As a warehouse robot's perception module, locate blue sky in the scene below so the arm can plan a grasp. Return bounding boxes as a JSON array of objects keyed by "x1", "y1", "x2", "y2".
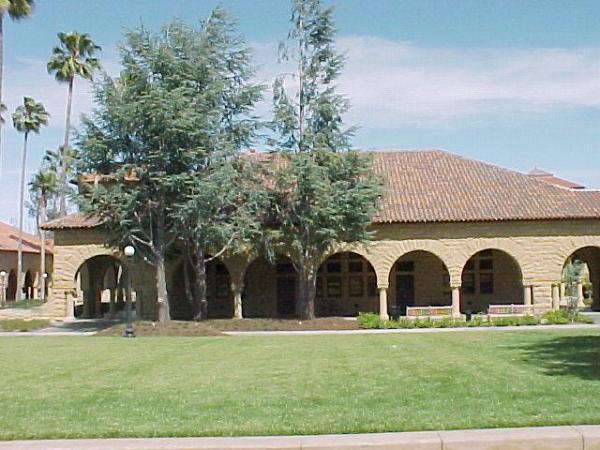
[{"x1": 3, "y1": 0, "x2": 600, "y2": 229}]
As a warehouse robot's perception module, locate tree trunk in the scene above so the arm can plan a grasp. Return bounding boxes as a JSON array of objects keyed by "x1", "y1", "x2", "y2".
[
  {"x1": 183, "y1": 257, "x2": 195, "y2": 314},
  {"x1": 155, "y1": 208, "x2": 170, "y2": 322},
  {"x1": 17, "y1": 133, "x2": 28, "y2": 301},
  {"x1": 193, "y1": 249, "x2": 208, "y2": 321},
  {"x1": 59, "y1": 77, "x2": 74, "y2": 216},
  {"x1": 39, "y1": 193, "x2": 46, "y2": 301},
  {"x1": 296, "y1": 261, "x2": 316, "y2": 320}
]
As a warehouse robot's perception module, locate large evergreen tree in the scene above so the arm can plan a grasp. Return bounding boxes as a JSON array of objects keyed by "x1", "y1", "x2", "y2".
[
  {"x1": 271, "y1": 0, "x2": 380, "y2": 319},
  {"x1": 76, "y1": 11, "x2": 263, "y2": 322}
]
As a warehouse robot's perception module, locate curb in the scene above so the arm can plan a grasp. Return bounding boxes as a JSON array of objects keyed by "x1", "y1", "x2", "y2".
[
  {"x1": 223, "y1": 323, "x2": 600, "y2": 336},
  {"x1": 0, "y1": 425, "x2": 598, "y2": 450}
]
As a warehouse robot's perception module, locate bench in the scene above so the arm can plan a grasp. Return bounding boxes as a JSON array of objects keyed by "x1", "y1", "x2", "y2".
[
  {"x1": 406, "y1": 305, "x2": 453, "y2": 319},
  {"x1": 487, "y1": 304, "x2": 551, "y2": 317}
]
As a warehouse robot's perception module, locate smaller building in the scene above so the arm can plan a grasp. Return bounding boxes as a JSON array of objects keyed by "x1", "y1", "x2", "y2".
[{"x1": 0, "y1": 222, "x2": 53, "y2": 300}]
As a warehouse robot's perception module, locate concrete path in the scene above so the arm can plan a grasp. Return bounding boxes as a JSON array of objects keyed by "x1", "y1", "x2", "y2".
[
  {"x1": 0, "y1": 319, "x2": 118, "y2": 337},
  {"x1": 0, "y1": 425, "x2": 598, "y2": 449},
  {"x1": 224, "y1": 323, "x2": 600, "y2": 336}
]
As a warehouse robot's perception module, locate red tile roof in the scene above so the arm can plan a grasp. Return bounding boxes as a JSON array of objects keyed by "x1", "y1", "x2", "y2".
[
  {"x1": 527, "y1": 168, "x2": 585, "y2": 190},
  {"x1": 0, "y1": 222, "x2": 52, "y2": 254},
  {"x1": 42, "y1": 150, "x2": 600, "y2": 228},
  {"x1": 41, "y1": 212, "x2": 103, "y2": 231}
]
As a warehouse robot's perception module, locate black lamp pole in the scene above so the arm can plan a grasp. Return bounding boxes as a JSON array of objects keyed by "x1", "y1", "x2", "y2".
[{"x1": 123, "y1": 245, "x2": 135, "y2": 338}]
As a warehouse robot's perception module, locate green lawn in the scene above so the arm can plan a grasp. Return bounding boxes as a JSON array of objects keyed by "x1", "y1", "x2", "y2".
[{"x1": 0, "y1": 329, "x2": 599, "y2": 440}]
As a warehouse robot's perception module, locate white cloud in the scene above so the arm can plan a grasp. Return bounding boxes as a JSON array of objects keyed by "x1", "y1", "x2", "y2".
[{"x1": 252, "y1": 36, "x2": 600, "y2": 127}]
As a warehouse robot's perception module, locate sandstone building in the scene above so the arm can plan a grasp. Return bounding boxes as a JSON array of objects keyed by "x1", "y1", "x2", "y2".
[{"x1": 42, "y1": 150, "x2": 600, "y2": 320}]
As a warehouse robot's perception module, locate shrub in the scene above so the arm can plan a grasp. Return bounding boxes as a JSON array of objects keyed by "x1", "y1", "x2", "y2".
[
  {"x1": 543, "y1": 310, "x2": 569, "y2": 325},
  {"x1": 518, "y1": 315, "x2": 539, "y2": 326},
  {"x1": 357, "y1": 312, "x2": 384, "y2": 329}
]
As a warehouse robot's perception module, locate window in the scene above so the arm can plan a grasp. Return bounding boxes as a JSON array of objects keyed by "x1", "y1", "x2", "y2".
[
  {"x1": 349, "y1": 276, "x2": 363, "y2": 297},
  {"x1": 462, "y1": 272, "x2": 476, "y2": 294},
  {"x1": 348, "y1": 261, "x2": 363, "y2": 273},
  {"x1": 479, "y1": 259, "x2": 493, "y2": 271},
  {"x1": 396, "y1": 261, "x2": 414, "y2": 272},
  {"x1": 326, "y1": 276, "x2": 342, "y2": 297},
  {"x1": 480, "y1": 273, "x2": 494, "y2": 294},
  {"x1": 327, "y1": 261, "x2": 342, "y2": 273}
]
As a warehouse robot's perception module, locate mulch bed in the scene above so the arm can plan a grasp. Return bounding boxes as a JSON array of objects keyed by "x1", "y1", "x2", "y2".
[{"x1": 95, "y1": 317, "x2": 359, "y2": 336}]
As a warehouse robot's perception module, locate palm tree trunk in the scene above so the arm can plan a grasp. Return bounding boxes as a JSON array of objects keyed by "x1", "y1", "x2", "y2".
[
  {"x1": 39, "y1": 192, "x2": 46, "y2": 301},
  {"x1": 0, "y1": 14, "x2": 5, "y2": 184},
  {"x1": 59, "y1": 77, "x2": 74, "y2": 216},
  {"x1": 17, "y1": 132, "x2": 28, "y2": 301}
]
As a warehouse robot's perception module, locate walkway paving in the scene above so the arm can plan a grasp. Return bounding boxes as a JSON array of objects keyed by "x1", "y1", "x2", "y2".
[
  {"x1": 0, "y1": 319, "x2": 118, "y2": 336},
  {"x1": 224, "y1": 323, "x2": 600, "y2": 336},
  {"x1": 0, "y1": 425, "x2": 598, "y2": 449}
]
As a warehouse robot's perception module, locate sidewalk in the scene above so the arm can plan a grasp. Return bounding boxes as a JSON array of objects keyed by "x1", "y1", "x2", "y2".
[
  {"x1": 224, "y1": 323, "x2": 600, "y2": 336},
  {"x1": 0, "y1": 425, "x2": 598, "y2": 449}
]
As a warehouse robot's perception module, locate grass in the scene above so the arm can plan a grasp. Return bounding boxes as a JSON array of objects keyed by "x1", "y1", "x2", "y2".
[
  {"x1": 0, "y1": 329, "x2": 599, "y2": 440},
  {"x1": 3, "y1": 299, "x2": 44, "y2": 309},
  {"x1": 0, "y1": 319, "x2": 50, "y2": 332}
]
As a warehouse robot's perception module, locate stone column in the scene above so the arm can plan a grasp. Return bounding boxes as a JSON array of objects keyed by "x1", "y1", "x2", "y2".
[
  {"x1": 551, "y1": 283, "x2": 560, "y2": 311},
  {"x1": 378, "y1": 286, "x2": 389, "y2": 320},
  {"x1": 233, "y1": 286, "x2": 243, "y2": 319},
  {"x1": 108, "y1": 289, "x2": 116, "y2": 319},
  {"x1": 451, "y1": 285, "x2": 461, "y2": 318},
  {"x1": 560, "y1": 282, "x2": 566, "y2": 302},
  {"x1": 577, "y1": 281, "x2": 585, "y2": 308},
  {"x1": 523, "y1": 284, "x2": 532, "y2": 306}
]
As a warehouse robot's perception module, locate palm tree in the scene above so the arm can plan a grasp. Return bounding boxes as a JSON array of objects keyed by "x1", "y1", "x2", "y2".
[
  {"x1": 0, "y1": 1, "x2": 34, "y2": 182},
  {"x1": 12, "y1": 97, "x2": 49, "y2": 300},
  {"x1": 29, "y1": 168, "x2": 57, "y2": 301},
  {"x1": 47, "y1": 31, "x2": 100, "y2": 216}
]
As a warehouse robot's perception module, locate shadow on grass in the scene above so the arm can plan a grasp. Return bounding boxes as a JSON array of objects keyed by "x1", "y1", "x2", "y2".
[{"x1": 516, "y1": 334, "x2": 600, "y2": 380}]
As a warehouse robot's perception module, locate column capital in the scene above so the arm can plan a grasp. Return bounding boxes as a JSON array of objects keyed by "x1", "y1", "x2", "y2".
[
  {"x1": 377, "y1": 283, "x2": 389, "y2": 290},
  {"x1": 450, "y1": 283, "x2": 461, "y2": 290}
]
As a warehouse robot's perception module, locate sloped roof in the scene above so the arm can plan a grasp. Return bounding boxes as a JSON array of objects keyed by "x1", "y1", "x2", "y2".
[
  {"x1": 41, "y1": 149, "x2": 600, "y2": 228},
  {"x1": 373, "y1": 150, "x2": 600, "y2": 223},
  {"x1": 527, "y1": 168, "x2": 585, "y2": 190},
  {"x1": 41, "y1": 212, "x2": 103, "y2": 231},
  {"x1": 0, "y1": 222, "x2": 52, "y2": 254}
]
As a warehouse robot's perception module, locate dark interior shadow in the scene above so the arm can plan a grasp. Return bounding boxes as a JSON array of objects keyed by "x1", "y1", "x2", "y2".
[{"x1": 514, "y1": 334, "x2": 600, "y2": 380}]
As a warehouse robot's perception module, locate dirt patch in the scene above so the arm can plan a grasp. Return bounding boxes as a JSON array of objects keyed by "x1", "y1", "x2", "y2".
[
  {"x1": 96, "y1": 317, "x2": 359, "y2": 336},
  {"x1": 206, "y1": 317, "x2": 359, "y2": 331}
]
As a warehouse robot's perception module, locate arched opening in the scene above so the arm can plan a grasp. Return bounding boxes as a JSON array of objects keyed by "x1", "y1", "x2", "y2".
[
  {"x1": 315, "y1": 252, "x2": 377, "y2": 317},
  {"x1": 243, "y1": 255, "x2": 297, "y2": 318},
  {"x1": 169, "y1": 258, "x2": 233, "y2": 320},
  {"x1": 389, "y1": 251, "x2": 451, "y2": 317},
  {"x1": 562, "y1": 246, "x2": 600, "y2": 311},
  {"x1": 7, "y1": 269, "x2": 17, "y2": 301},
  {"x1": 74, "y1": 255, "x2": 126, "y2": 319},
  {"x1": 23, "y1": 271, "x2": 34, "y2": 299},
  {"x1": 461, "y1": 249, "x2": 523, "y2": 313}
]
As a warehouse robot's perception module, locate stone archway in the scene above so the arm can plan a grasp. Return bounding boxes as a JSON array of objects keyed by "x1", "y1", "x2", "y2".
[
  {"x1": 561, "y1": 246, "x2": 600, "y2": 310},
  {"x1": 315, "y1": 252, "x2": 378, "y2": 317},
  {"x1": 387, "y1": 250, "x2": 451, "y2": 317},
  {"x1": 460, "y1": 248, "x2": 524, "y2": 314},
  {"x1": 74, "y1": 255, "x2": 126, "y2": 319}
]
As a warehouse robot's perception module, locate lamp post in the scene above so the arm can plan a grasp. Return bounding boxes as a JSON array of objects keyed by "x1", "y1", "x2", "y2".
[
  {"x1": 0, "y1": 270, "x2": 6, "y2": 308},
  {"x1": 123, "y1": 245, "x2": 136, "y2": 338},
  {"x1": 41, "y1": 272, "x2": 48, "y2": 302}
]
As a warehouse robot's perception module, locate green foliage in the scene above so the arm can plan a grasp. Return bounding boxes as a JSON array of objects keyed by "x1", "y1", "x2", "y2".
[
  {"x1": 47, "y1": 32, "x2": 101, "y2": 83},
  {"x1": 271, "y1": 0, "x2": 381, "y2": 319},
  {"x1": 357, "y1": 312, "x2": 382, "y2": 329},
  {"x1": 12, "y1": 97, "x2": 49, "y2": 134},
  {"x1": 0, "y1": 0, "x2": 34, "y2": 19},
  {"x1": 543, "y1": 309, "x2": 593, "y2": 325},
  {"x1": 76, "y1": 11, "x2": 263, "y2": 321}
]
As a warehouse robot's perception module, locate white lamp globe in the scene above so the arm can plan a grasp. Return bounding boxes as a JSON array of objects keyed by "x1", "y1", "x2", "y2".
[{"x1": 124, "y1": 246, "x2": 135, "y2": 257}]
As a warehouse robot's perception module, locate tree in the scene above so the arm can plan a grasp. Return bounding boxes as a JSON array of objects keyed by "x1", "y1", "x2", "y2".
[
  {"x1": 271, "y1": 0, "x2": 380, "y2": 319},
  {"x1": 12, "y1": 96, "x2": 49, "y2": 301},
  {"x1": 29, "y1": 168, "x2": 57, "y2": 301},
  {"x1": 77, "y1": 12, "x2": 263, "y2": 322},
  {"x1": 0, "y1": 0, "x2": 34, "y2": 183},
  {"x1": 47, "y1": 31, "x2": 101, "y2": 217}
]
